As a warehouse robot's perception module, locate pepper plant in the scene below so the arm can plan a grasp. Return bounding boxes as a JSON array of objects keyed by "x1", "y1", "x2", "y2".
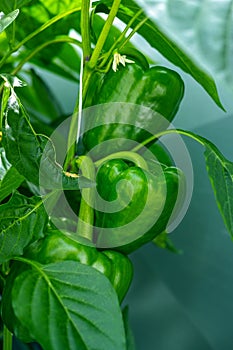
[{"x1": 0, "y1": 1, "x2": 233, "y2": 350}]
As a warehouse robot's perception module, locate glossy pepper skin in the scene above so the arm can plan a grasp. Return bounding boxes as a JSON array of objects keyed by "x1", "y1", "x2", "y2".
[
  {"x1": 2, "y1": 233, "x2": 133, "y2": 344},
  {"x1": 95, "y1": 158, "x2": 184, "y2": 254},
  {"x1": 83, "y1": 63, "x2": 184, "y2": 158},
  {"x1": 24, "y1": 230, "x2": 133, "y2": 303}
]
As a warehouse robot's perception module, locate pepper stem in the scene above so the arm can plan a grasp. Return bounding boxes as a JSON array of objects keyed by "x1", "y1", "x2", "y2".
[
  {"x1": 3, "y1": 326, "x2": 13, "y2": 350},
  {"x1": 95, "y1": 151, "x2": 149, "y2": 170},
  {"x1": 64, "y1": 1, "x2": 92, "y2": 170},
  {"x1": 131, "y1": 128, "x2": 205, "y2": 153},
  {"x1": 76, "y1": 156, "x2": 96, "y2": 241},
  {"x1": 98, "y1": 9, "x2": 144, "y2": 69},
  {"x1": 118, "y1": 17, "x2": 148, "y2": 51},
  {"x1": 81, "y1": 0, "x2": 92, "y2": 62},
  {"x1": 88, "y1": 0, "x2": 122, "y2": 69}
]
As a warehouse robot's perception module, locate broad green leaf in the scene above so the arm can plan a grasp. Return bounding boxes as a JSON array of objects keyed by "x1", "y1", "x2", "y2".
[
  {"x1": 50, "y1": 41, "x2": 81, "y2": 80},
  {"x1": 0, "y1": 147, "x2": 25, "y2": 202},
  {"x1": 39, "y1": 0, "x2": 81, "y2": 16},
  {"x1": 135, "y1": 0, "x2": 233, "y2": 100},
  {"x1": 0, "y1": 147, "x2": 11, "y2": 179},
  {"x1": 18, "y1": 69, "x2": 63, "y2": 125},
  {"x1": 0, "y1": 1, "x2": 31, "y2": 12},
  {"x1": 204, "y1": 141, "x2": 233, "y2": 236},
  {"x1": 4, "y1": 260, "x2": 126, "y2": 350},
  {"x1": 0, "y1": 75, "x2": 94, "y2": 190},
  {"x1": 97, "y1": 0, "x2": 224, "y2": 109},
  {"x1": 122, "y1": 306, "x2": 136, "y2": 350},
  {"x1": 17, "y1": 1, "x2": 81, "y2": 56},
  {"x1": 27, "y1": 38, "x2": 81, "y2": 82},
  {"x1": 0, "y1": 192, "x2": 48, "y2": 263},
  {"x1": 0, "y1": 1, "x2": 82, "y2": 77}
]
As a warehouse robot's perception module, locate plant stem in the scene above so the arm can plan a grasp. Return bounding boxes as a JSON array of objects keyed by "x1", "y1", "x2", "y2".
[
  {"x1": 81, "y1": 0, "x2": 92, "y2": 62},
  {"x1": 3, "y1": 326, "x2": 12, "y2": 350},
  {"x1": 65, "y1": 0, "x2": 122, "y2": 167},
  {"x1": 118, "y1": 17, "x2": 148, "y2": 51},
  {"x1": 95, "y1": 151, "x2": 149, "y2": 170},
  {"x1": 64, "y1": 2, "x2": 93, "y2": 169},
  {"x1": 10, "y1": 0, "x2": 17, "y2": 48},
  {"x1": 0, "y1": 7, "x2": 81, "y2": 70},
  {"x1": 64, "y1": 52, "x2": 84, "y2": 171},
  {"x1": 64, "y1": 108, "x2": 79, "y2": 171},
  {"x1": 131, "y1": 128, "x2": 205, "y2": 153},
  {"x1": 11, "y1": 36, "x2": 82, "y2": 75},
  {"x1": 98, "y1": 9, "x2": 144, "y2": 69},
  {"x1": 88, "y1": 0, "x2": 122, "y2": 69},
  {"x1": 76, "y1": 156, "x2": 96, "y2": 241}
]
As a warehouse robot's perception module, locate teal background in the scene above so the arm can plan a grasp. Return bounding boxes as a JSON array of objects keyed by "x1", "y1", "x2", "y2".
[
  {"x1": 40, "y1": 57, "x2": 233, "y2": 350},
  {"x1": 124, "y1": 72, "x2": 233, "y2": 349}
]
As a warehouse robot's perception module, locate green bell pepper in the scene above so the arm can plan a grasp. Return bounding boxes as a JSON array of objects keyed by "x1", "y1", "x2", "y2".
[
  {"x1": 24, "y1": 229, "x2": 133, "y2": 303},
  {"x1": 83, "y1": 63, "x2": 184, "y2": 158},
  {"x1": 94, "y1": 151, "x2": 185, "y2": 254},
  {"x1": 2, "y1": 229, "x2": 133, "y2": 343}
]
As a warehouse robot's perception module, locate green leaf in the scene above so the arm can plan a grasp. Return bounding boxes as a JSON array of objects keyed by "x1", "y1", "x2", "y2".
[
  {"x1": 0, "y1": 1, "x2": 31, "y2": 12},
  {"x1": 135, "y1": 0, "x2": 232, "y2": 104},
  {"x1": 0, "y1": 147, "x2": 11, "y2": 179},
  {"x1": 50, "y1": 41, "x2": 81, "y2": 80},
  {"x1": 0, "y1": 74, "x2": 94, "y2": 190},
  {"x1": 122, "y1": 306, "x2": 136, "y2": 350},
  {"x1": 0, "y1": 192, "x2": 48, "y2": 263},
  {"x1": 17, "y1": 69, "x2": 63, "y2": 125},
  {"x1": 0, "y1": 9, "x2": 19, "y2": 34},
  {"x1": 0, "y1": 147, "x2": 25, "y2": 202},
  {"x1": 204, "y1": 141, "x2": 233, "y2": 236},
  {"x1": 13, "y1": 2, "x2": 81, "y2": 70},
  {"x1": 30, "y1": 53, "x2": 80, "y2": 82},
  {"x1": 36, "y1": 0, "x2": 82, "y2": 16},
  {"x1": 98, "y1": 0, "x2": 224, "y2": 110},
  {"x1": 4, "y1": 260, "x2": 126, "y2": 350},
  {"x1": 174, "y1": 129, "x2": 233, "y2": 237},
  {"x1": 153, "y1": 231, "x2": 182, "y2": 254},
  {"x1": 27, "y1": 38, "x2": 81, "y2": 83},
  {"x1": 0, "y1": 1, "x2": 82, "y2": 77}
]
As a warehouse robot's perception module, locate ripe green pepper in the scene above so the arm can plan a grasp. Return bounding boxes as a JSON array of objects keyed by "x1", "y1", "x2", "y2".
[
  {"x1": 24, "y1": 230, "x2": 133, "y2": 303},
  {"x1": 94, "y1": 154, "x2": 184, "y2": 254},
  {"x1": 2, "y1": 230, "x2": 133, "y2": 343},
  {"x1": 82, "y1": 63, "x2": 184, "y2": 158}
]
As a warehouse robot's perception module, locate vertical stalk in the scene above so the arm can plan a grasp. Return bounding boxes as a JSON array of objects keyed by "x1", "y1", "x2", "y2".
[
  {"x1": 64, "y1": 54, "x2": 83, "y2": 171},
  {"x1": 65, "y1": 0, "x2": 122, "y2": 168},
  {"x1": 76, "y1": 156, "x2": 96, "y2": 241},
  {"x1": 118, "y1": 17, "x2": 148, "y2": 50},
  {"x1": 88, "y1": 0, "x2": 121, "y2": 69},
  {"x1": 10, "y1": 0, "x2": 17, "y2": 48},
  {"x1": 3, "y1": 326, "x2": 13, "y2": 350},
  {"x1": 98, "y1": 9, "x2": 144, "y2": 69},
  {"x1": 81, "y1": 0, "x2": 92, "y2": 62},
  {"x1": 64, "y1": 1, "x2": 92, "y2": 169}
]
